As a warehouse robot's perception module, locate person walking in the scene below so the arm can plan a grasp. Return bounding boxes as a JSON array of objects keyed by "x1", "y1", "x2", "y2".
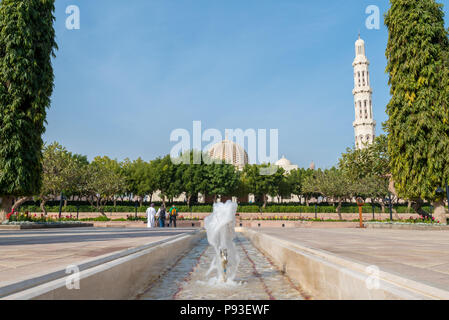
[
  {"x1": 169, "y1": 204, "x2": 178, "y2": 228},
  {"x1": 157, "y1": 204, "x2": 166, "y2": 228},
  {"x1": 146, "y1": 204, "x2": 156, "y2": 228}
]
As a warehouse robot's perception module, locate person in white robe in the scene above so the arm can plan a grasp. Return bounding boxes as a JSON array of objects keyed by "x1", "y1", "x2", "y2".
[{"x1": 146, "y1": 204, "x2": 156, "y2": 228}]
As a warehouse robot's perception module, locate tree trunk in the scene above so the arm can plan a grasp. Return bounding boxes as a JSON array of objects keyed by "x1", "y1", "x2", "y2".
[
  {"x1": 12, "y1": 196, "x2": 32, "y2": 211},
  {"x1": 336, "y1": 198, "x2": 342, "y2": 220},
  {"x1": 40, "y1": 200, "x2": 48, "y2": 216},
  {"x1": 433, "y1": 200, "x2": 447, "y2": 225},
  {"x1": 64, "y1": 199, "x2": 68, "y2": 207},
  {"x1": 139, "y1": 196, "x2": 143, "y2": 207},
  {"x1": 0, "y1": 196, "x2": 14, "y2": 221},
  {"x1": 263, "y1": 194, "x2": 267, "y2": 208},
  {"x1": 113, "y1": 198, "x2": 117, "y2": 207},
  {"x1": 411, "y1": 199, "x2": 432, "y2": 219},
  {"x1": 306, "y1": 197, "x2": 310, "y2": 207},
  {"x1": 99, "y1": 198, "x2": 106, "y2": 217},
  {"x1": 187, "y1": 195, "x2": 192, "y2": 208},
  {"x1": 380, "y1": 200, "x2": 386, "y2": 213}
]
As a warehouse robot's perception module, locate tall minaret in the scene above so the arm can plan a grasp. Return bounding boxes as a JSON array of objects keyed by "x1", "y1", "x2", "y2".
[{"x1": 352, "y1": 35, "x2": 376, "y2": 149}]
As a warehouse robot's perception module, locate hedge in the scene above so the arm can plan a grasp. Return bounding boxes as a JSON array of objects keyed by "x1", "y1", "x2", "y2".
[{"x1": 18, "y1": 203, "x2": 431, "y2": 214}]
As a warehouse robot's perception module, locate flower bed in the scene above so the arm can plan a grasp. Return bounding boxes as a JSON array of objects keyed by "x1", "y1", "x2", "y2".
[{"x1": 1, "y1": 220, "x2": 87, "y2": 226}]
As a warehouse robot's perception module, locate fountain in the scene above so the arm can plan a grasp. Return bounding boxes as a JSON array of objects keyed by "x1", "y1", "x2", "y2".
[
  {"x1": 204, "y1": 201, "x2": 240, "y2": 284},
  {"x1": 140, "y1": 200, "x2": 306, "y2": 299}
]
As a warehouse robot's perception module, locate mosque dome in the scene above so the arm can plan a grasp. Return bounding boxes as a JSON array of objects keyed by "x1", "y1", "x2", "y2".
[
  {"x1": 275, "y1": 156, "x2": 292, "y2": 167},
  {"x1": 208, "y1": 139, "x2": 248, "y2": 168}
]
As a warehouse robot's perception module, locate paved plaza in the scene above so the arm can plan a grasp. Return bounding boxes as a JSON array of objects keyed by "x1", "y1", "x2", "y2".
[
  {"x1": 257, "y1": 228, "x2": 449, "y2": 292},
  {"x1": 0, "y1": 228, "x2": 197, "y2": 289},
  {"x1": 1, "y1": 226, "x2": 449, "y2": 298}
]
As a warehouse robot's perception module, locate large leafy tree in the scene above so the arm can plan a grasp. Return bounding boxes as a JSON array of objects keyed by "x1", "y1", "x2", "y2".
[
  {"x1": 385, "y1": 0, "x2": 449, "y2": 223},
  {"x1": 286, "y1": 168, "x2": 314, "y2": 203},
  {"x1": 125, "y1": 158, "x2": 157, "y2": 206},
  {"x1": 152, "y1": 155, "x2": 182, "y2": 205},
  {"x1": 178, "y1": 151, "x2": 209, "y2": 207},
  {"x1": 0, "y1": 0, "x2": 57, "y2": 220},
  {"x1": 243, "y1": 164, "x2": 285, "y2": 208},
  {"x1": 339, "y1": 135, "x2": 391, "y2": 212},
  {"x1": 38, "y1": 142, "x2": 85, "y2": 215},
  {"x1": 204, "y1": 161, "x2": 240, "y2": 202},
  {"x1": 319, "y1": 168, "x2": 353, "y2": 219},
  {"x1": 85, "y1": 156, "x2": 126, "y2": 215},
  {"x1": 302, "y1": 168, "x2": 353, "y2": 219},
  {"x1": 302, "y1": 169, "x2": 322, "y2": 206}
]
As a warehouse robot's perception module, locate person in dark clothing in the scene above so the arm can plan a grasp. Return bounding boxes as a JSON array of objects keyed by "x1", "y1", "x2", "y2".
[
  {"x1": 157, "y1": 205, "x2": 166, "y2": 228},
  {"x1": 169, "y1": 204, "x2": 178, "y2": 228}
]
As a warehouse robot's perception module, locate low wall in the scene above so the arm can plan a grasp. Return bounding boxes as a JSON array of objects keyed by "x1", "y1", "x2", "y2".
[
  {"x1": 90, "y1": 220, "x2": 358, "y2": 229},
  {"x1": 0, "y1": 223, "x2": 93, "y2": 230},
  {"x1": 34, "y1": 211, "x2": 425, "y2": 221},
  {"x1": 92, "y1": 221, "x2": 202, "y2": 228},
  {"x1": 2, "y1": 230, "x2": 205, "y2": 300},
  {"x1": 240, "y1": 228, "x2": 449, "y2": 300},
  {"x1": 237, "y1": 221, "x2": 359, "y2": 229},
  {"x1": 366, "y1": 222, "x2": 449, "y2": 231}
]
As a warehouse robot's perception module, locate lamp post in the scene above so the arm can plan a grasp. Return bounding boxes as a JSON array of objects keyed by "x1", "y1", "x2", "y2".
[
  {"x1": 356, "y1": 197, "x2": 365, "y2": 228},
  {"x1": 372, "y1": 203, "x2": 375, "y2": 221},
  {"x1": 388, "y1": 193, "x2": 393, "y2": 222},
  {"x1": 446, "y1": 181, "x2": 449, "y2": 207},
  {"x1": 315, "y1": 203, "x2": 318, "y2": 220},
  {"x1": 58, "y1": 192, "x2": 64, "y2": 219}
]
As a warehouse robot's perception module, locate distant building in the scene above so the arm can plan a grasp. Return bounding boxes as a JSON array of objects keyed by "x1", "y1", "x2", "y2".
[{"x1": 275, "y1": 156, "x2": 299, "y2": 173}]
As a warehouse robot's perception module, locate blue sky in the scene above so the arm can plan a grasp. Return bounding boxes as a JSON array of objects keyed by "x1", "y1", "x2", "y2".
[{"x1": 45, "y1": 0, "x2": 449, "y2": 169}]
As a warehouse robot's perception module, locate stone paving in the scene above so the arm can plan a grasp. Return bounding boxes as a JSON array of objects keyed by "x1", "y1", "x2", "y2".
[
  {"x1": 140, "y1": 236, "x2": 307, "y2": 300},
  {"x1": 0, "y1": 227, "x2": 197, "y2": 288},
  {"x1": 256, "y1": 228, "x2": 449, "y2": 292}
]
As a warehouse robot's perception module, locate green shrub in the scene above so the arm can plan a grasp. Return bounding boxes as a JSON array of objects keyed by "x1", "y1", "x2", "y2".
[
  {"x1": 80, "y1": 216, "x2": 111, "y2": 222},
  {"x1": 238, "y1": 206, "x2": 261, "y2": 213},
  {"x1": 190, "y1": 205, "x2": 213, "y2": 213}
]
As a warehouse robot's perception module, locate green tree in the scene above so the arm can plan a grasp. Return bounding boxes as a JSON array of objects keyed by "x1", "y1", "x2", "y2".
[
  {"x1": 178, "y1": 151, "x2": 209, "y2": 207},
  {"x1": 302, "y1": 169, "x2": 321, "y2": 206},
  {"x1": 243, "y1": 164, "x2": 285, "y2": 208},
  {"x1": 0, "y1": 0, "x2": 57, "y2": 220},
  {"x1": 339, "y1": 136, "x2": 390, "y2": 212},
  {"x1": 34, "y1": 142, "x2": 84, "y2": 215},
  {"x1": 125, "y1": 158, "x2": 157, "y2": 206},
  {"x1": 385, "y1": 0, "x2": 449, "y2": 223},
  {"x1": 152, "y1": 155, "x2": 182, "y2": 205},
  {"x1": 85, "y1": 156, "x2": 126, "y2": 215},
  {"x1": 286, "y1": 168, "x2": 308, "y2": 203},
  {"x1": 204, "y1": 161, "x2": 240, "y2": 202},
  {"x1": 320, "y1": 168, "x2": 353, "y2": 219}
]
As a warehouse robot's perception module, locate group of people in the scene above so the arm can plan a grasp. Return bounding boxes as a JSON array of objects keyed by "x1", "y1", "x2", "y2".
[{"x1": 146, "y1": 204, "x2": 178, "y2": 229}]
